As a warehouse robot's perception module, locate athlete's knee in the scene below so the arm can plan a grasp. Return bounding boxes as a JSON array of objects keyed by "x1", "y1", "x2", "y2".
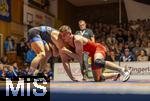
[{"x1": 94, "y1": 59, "x2": 106, "y2": 68}]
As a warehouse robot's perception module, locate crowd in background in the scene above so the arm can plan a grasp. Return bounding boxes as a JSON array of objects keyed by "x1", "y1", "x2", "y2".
[{"x1": 87, "y1": 19, "x2": 150, "y2": 62}]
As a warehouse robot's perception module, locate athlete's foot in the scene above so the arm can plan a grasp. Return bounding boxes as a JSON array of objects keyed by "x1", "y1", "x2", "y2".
[
  {"x1": 113, "y1": 73, "x2": 121, "y2": 81},
  {"x1": 82, "y1": 75, "x2": 88, "y2": 81},
  {"x1": 82, "y1": 78, "x2": 88, "y2": 81},
  {"x1": 121, "y1": 66, "x2": 132, "y2": 82},
  {"x1": 71, "y1": 77, "x2": 79, "y2": 82},
  {"x1": 72, "y1": 79, "x2": 79, "y2": 82}
]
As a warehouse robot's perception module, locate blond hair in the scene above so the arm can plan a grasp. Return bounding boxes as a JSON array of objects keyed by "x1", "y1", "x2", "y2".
[{"x1": 59, "y1": 25, "x2": 72, "y2": 33}]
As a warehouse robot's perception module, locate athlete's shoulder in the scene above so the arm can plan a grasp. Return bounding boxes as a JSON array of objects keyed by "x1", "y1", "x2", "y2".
[
  {"x1": 74, "y1": 35, "x2": 84, "y2": 43},
  {"x1": 74, "y1": 35, "x2": 82, "y2": 40},
  {"x1": 28, "y1": 27, "x2": 40, "y2": 33}
]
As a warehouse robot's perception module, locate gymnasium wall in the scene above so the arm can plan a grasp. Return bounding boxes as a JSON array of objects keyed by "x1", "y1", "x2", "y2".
[
  {"x1": 57, "y1": 0, "x2": 77, "y2": 31},
  {"x1": 124, "y1": 0, "x2": 150, "y2": 20},
  {"x1": 0, "y1": 0, "x2": 24, "y2": 41},
  {"x1": 57, "y1": 0, "x2": 128, "y2": 32},
  {"x1": 76, "y1": 2, "x2": 127, "y2": 25}
]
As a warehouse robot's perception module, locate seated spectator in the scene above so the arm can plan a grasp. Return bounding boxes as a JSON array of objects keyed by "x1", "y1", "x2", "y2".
[
  {"x1": 116, "y1": 29, "x2": 124, "y2": 43},
  {"x1": 16, "y1": 38, "x2": 29, "y2": 62},
  {"x1": 11, "y1": 61, "x2": 19, "y2": 77},
  {"x1": 0, "y1": 64, "x2": 6, "y2": 80},
  {"x1": 6, "y1": 66, "x2": 15, "y2": 79},
  {"x1": 130, "y1": 21, "x2": 140, "y2": 31},
  {"x1": 0, "y1": 64, "x2": 4, "y2": 77},
  {"x1": 19, "y1": 66, "x2": 29, "y2": 77},
  {"x1": 123, "y1": 42, "x2": 130, "y2": 50},
  {"x1": 106, "y1": 33, "x2": 117, "y2": 45},
  {"x1": 137, "y1": 49, "x2": 148, "y2": 61},
  {"x1": 106, "y1": 51, "x2": 120, "y2": 62},
  {"x1": 117, "y1": 43, "x2": 124, "y2": 54},
  {"x1": 132, "y1": 40, "x2": 143, "y2": 54},
  {"x1": 4, "y1": 36, "x2": 15, "y2": 53},
  {"x1": 120, "y1": 49, "x2": 136, "y2": 62},
  {"x1": 0, "y1": 55, "x2": 9, "y2": 64},
  {"x1": 128, "y1": 41, "x2": 135, "y2": 50},
  {"x1": 145, "y1": 41, "x2": 150, "y2": 57},
  {"x1": 5, "y1": 63, "x2": 18, "y2": 79},
  {"x1": 134, "y1": 50, "x2": 140, "y2": 60}
]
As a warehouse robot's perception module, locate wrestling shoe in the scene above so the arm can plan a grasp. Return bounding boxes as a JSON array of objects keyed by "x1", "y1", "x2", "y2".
[{"x1": 122, "y1": 66, "x2": 132, "y2": 82}]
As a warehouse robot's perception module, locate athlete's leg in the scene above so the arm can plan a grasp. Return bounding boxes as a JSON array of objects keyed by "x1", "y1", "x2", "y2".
[
  {"x1": 94, "y1": 52, "x2": 131, "y2": 82},
  {"x1": 92, "y1": 66, "x2": 102, "y2": 81},
  {"x1": 39, "y1": 41, "x2": 52, "y2": 73},
  {"x1": 29, "y1": 39, "x2": 46, "y2": 75},
  {"x1": 102, "y1": 72, "x2": 120, "y2": 80}
]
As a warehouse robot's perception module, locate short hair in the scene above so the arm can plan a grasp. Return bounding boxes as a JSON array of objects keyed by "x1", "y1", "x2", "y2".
[
  {"x1": 78, "y1": 20, "x2": 86, "y2": 24},
  {"x1": 59, "y1": 25, "x2": 72, "y2": 33}
]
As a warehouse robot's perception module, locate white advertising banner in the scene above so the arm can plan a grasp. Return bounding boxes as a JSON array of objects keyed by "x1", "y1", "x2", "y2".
[
  {"x1": 54, "y1": 63, "x2": 83, "y2": 81},
  {"x1": 120, "y1": 61, "x2": 150, "y2": 75},
  {"x1": 54, "y1": 62, "x2": 150, "y2": 81}
]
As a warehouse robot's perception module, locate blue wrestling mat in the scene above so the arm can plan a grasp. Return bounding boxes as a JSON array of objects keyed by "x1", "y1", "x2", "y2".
[{"x1": 50, "y1": 80, "x2": 150, "y2": 101}]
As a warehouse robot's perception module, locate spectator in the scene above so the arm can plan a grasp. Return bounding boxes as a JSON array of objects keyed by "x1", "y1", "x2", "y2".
[
  {"x1": 0, "y1": 55, "x2": 9, "y2": 64},
  {"x1": 137, "y1": 49, "x2": 148, "y2": 61},
  {"x1": 117, "y1": 43, "x2": 124, "y2": 53},
  {"x1": 4, "y1": 36, "x2": 15, "y2": 53},
  {"x1": 120, "y1": 49, "x2": 136, "y2": 62},
  {"x1": 116, "y1": 29, "x2": 124, "y2": 43},
  {"x1": 0, "y1": 64, "x2": 4, "y2": 77},
  {"x1": 106, "y1": 33, "x2": 117, "y2": 45},
  {"x1": 11, "y1": 61, "x2": 19, "y2": 77},
  {"x1": 16, "y1": 38, "x2": 29, "y2": 63},
  {"x1": 134, "y1": 50, "x2": 140, "y2": 60},
  {"x1": 132, "y1": 40, "x2": 143, "y2": 54},
  {"x1": 145, "y1": 41, "x2": 150, "y2": 58},
  {"x1": 19, "y1": 66, "x2": 29, "y2": 77},
  {"x1": 106, "y1": 51, "x2": 120, "y2": 62},
  {"x1": 130, "y1": 20, "x2": 140, "y2": 30},
  {"x1": 75, "y1": 20, "x2": 95, "y2": 42},
  {"x1": 122, "y1": 42, "x2": 130, "y2": 52},
  {"x1": 6, "y1": 66, "x2": 15, "y2": 79}
]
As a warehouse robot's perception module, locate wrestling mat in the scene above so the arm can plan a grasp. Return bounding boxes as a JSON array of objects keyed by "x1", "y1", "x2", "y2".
[{"x1": 50, "y1": 79, "x2": 150, "y2": 101}]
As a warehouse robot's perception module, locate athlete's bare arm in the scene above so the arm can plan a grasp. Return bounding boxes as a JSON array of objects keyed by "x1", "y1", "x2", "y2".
[
  {"x1": 51, "y1": 31, "x2": 78, "y2": 81},
  {"x1": 60, "y1": 47, "x2": 79, "y2": 60},
  {"x1": 60, "y1": 53, "x2": 78, "y2": 81},
  {"x1": 73, "y1": 36, "x2": 84, "y2": 66}
]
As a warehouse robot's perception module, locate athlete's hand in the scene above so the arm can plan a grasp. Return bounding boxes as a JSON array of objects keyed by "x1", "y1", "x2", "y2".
[{"x1": 71, "y1": 77, "x2": 79, "y2": 82}]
